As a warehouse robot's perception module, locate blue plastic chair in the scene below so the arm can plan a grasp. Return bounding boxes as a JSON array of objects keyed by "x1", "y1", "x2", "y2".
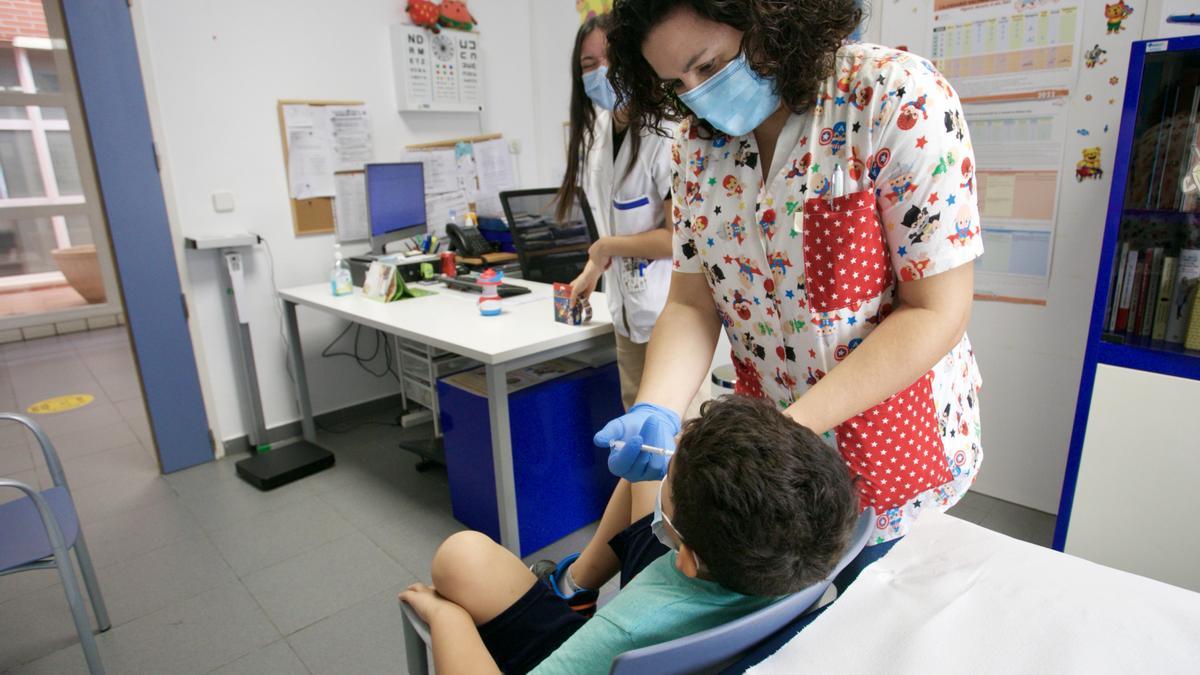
[
  {"x1": 0, "y1": 412, "x2": 111, "y2": 675},
  {"x1": 399, "y1": 508, "x2": 874, "y2": 675}
]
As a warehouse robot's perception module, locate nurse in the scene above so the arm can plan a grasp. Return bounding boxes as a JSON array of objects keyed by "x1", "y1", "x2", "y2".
[
  {"x1": 556, "y1": 14, "x2": 675, "y2": 411},
  {"x1": 594, "y1": 0, "x2": 985, "y2": 583}
]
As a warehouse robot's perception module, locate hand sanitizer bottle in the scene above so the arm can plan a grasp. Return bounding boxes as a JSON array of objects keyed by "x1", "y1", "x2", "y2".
[{"x1": 331, "y1": 243, "x2": 352, "y2": 296}]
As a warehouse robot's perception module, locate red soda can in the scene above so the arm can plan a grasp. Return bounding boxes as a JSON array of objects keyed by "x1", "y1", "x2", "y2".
[{"x1": 440, "y1": 251, "x2": 457, "y2": 277}]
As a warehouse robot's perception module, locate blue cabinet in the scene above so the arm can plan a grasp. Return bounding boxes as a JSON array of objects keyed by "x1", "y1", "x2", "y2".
[
  {"x1": 1056, "y1": 36, "x2": 1200, "y2": 592},
  {"x1": 438, "y1": 363, "x2": 623, "y2": 557}
]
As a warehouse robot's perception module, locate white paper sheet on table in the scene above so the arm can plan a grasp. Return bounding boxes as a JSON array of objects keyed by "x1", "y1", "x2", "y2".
[
  {"x1": 749, "y1": 510, "x2": 1200, "y2": 674},
  {"x1": 334, "y1": 172, "x2": 369, "y2": 242}
]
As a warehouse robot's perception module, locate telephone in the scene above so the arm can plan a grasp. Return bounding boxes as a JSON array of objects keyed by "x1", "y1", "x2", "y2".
[{"x1": 446, "y1": 223, "x2": 493, "y2": 258}]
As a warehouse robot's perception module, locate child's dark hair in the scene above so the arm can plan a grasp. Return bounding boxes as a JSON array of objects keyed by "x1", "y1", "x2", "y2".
[{"x1": 670, "y1": 395, "x2": 858, "y2": 596}]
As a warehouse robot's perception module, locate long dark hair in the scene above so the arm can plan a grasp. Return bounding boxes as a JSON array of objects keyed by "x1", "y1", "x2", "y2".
[
  {"x1": 607, "y1": 0, "x2": 862, "y2": 137},
  {"x1": 554, "y1": 14, "x2": 644, "y2": 223}
]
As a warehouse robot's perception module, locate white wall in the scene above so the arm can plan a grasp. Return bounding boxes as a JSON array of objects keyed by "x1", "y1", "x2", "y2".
[
  {"x1": 131, "y1": 0, "x2": 554, "y2": 442},
  {"x1": 878, "y1": 0, "x2": 1157, "y2": 513}
]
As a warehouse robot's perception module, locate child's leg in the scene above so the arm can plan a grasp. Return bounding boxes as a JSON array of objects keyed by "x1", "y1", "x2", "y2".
[
  {"x1": 565, "y1": 479, "x2": 631, "y2": 589},
  {"x1": 432, "y1": 531, "x2": 540, "y2": 625}
]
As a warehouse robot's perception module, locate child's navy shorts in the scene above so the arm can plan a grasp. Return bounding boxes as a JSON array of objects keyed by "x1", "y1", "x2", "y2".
[{"x1": 478, "y1": 513, "x2": 667, "y2": 674}]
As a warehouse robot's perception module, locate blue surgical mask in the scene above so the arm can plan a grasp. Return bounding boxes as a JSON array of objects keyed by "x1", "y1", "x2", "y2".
[
  {"x1": 582, "y1": 65, "x2": 618, "y2": 111},
  {"x1": 678, "y1": 53, "x2": 780, "y2": 137},
  {"x1": 651, "y1": 480, "x2": 678, "y2": 551},
  {"x1": 652, "y1": 479, "x2": 703, "y2": 570}
]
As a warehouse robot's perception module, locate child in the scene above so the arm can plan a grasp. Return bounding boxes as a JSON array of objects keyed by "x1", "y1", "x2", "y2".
[{"x1": 400, "y1": 395, "x2": 858, "y2": 674}]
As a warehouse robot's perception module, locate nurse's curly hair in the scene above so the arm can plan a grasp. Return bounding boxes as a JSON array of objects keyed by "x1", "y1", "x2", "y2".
[{"x1": 607, "y1": 0, "x2": 863, "y2": 136}]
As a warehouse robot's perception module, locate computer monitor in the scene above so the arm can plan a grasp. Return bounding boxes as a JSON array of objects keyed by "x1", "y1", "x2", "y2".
[{"x1": 366, "y1": 162, "x2": 426, "y2": 254}]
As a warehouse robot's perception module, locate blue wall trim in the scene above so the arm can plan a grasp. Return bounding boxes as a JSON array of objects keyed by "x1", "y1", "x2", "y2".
[{"x1": 62, "y1": 0, "x2": 212, "y2": 473}]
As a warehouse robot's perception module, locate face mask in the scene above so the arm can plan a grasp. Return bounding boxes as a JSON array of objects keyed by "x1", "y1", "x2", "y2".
[
  {"x1": 678, "y1": 53, "x2": 780, "y2": 137},
  {"x1": 651, "y1": 479, "x2": 678, "y2": 551},
  {"x1": 582, "y1": 65, "x2": 618, "y2": 111},
  {"x1": 652, "y1": 479, "x2": 703, "y2": 570}
]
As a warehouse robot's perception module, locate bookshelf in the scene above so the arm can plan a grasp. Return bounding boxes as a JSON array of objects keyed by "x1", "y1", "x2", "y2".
[{"x1": 1055, "y1": 35, "x2": 1200, "y2": 593}]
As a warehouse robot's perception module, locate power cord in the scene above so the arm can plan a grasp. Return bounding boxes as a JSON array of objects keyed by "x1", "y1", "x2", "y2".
[
  {"x1": 254, "y1": 233, "x2": 294, "y2": 385},
  {"x1": 320, "y1": 321, "x2": 402, "y2": 382},
  {"x1": 256, "y1": 232, "x2": 404, "y2": 388}
]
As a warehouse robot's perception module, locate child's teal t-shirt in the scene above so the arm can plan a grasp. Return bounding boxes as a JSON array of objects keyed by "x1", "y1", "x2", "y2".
[{"x1": 530, "y1": 552, "x2": 778, "y2": 674}]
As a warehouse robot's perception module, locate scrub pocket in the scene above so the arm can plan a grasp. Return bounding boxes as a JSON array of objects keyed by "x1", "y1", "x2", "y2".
[
  {"x1": 613, "y1": 194, "x2": 658, "y2": 295},
  {"x1": 802, "y1": 189, "x2": 891, "y2": 313},
  {"x1": 834, "y1": 370, "x2": 952, "y2": 512}
]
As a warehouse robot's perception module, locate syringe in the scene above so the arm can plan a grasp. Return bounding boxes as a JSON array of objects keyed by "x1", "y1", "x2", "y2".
[{"x1": 608, "y1": 440, "x2": 673, "y2": 457}]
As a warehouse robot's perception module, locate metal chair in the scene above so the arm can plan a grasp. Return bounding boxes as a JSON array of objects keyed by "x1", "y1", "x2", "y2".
[
  {"x1": 400, "y1": 508, "x2": 875, "y2": 675},
  {"x1": 0, "y1": 412, "x2": 111, "y2": 675}
]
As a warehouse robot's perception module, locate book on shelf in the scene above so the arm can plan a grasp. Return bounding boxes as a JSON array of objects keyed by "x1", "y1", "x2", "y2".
[
  {"x1": 1107, "y1": 242, "x2": 1132, "y2": 332},
  {"x1": 1138, "y1": 248, "x2": 1164, "y2": 336},
  {"x1": 1114, "y1": 246, "x2": 1140, "y2": 333},
  {"x1": 1126, "y1": 250, "x2": 1149, "y2": 337},
  {"x1": 1151, "y1": 256, "x2": 1178, "y2": 341},
  {"x1": 1165, "y1": 249, "x2": 1200, "y2": 344},
  {"x1": 1187, "y1": 291, "x2": 1200, "y2": 351}
]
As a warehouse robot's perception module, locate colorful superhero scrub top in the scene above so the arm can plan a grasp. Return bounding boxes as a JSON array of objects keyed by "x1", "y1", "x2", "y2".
[{"x1": 670, "y1": 44, "x2": 984, "y2": 545}]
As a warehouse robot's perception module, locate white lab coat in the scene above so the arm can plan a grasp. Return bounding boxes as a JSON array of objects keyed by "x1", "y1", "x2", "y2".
[{"x1": 581, "y1": 108, "x2": 674, "y2": 343}]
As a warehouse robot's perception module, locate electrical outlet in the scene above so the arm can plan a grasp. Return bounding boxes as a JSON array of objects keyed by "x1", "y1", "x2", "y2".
[{"x1": 212, "y1": 191, "x2": 236, "y2": 213}]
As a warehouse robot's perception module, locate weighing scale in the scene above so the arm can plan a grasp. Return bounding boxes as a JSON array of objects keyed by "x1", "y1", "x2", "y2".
[{"x1": 185, "y1": 233, "x2": 334, "y2": 489}]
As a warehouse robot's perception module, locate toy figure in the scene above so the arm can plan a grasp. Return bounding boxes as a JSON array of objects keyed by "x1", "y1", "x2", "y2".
[
  {"x1": 439, "y1": 0, "x2": 477, "y2": 31},
  {"x1": 407, "y1": 0, "x2": 441, "y2": 31},
  {"x1": 1104, "y1": 1, "x2": 1133, "y2": 34},
  {"x1": 1076, "y1": 146, "x2": 1104, "y2": 181}
]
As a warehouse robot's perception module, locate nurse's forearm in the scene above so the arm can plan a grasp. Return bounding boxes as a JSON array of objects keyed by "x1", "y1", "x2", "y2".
[
  {"x1": 785, "y1": 264, "x2": 974, "y2": 435},
  {"x1": 596, "y1": 227, "x2": 673, "y2": 260},
  {"x1": 635, "y1": 272, "x2": 723, "y2": 416}
]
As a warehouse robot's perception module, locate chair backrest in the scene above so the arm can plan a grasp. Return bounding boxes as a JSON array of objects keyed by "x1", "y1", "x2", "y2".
[
  {"x1": 608, "y1": 507, "x2": 876, "y2": 675},
  {"x1": 498, "y1": 188, "x2": 598, "y2": 284},
  {"x1": 0, "y1": 412, "x2": 69, "y2": 489}
]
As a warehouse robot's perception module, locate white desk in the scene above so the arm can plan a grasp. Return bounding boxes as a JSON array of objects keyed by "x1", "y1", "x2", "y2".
[
  {"x1": 749, "y1": 510, "x2": 1200, "y2": 674},
  {"x1": 279, "y1": 279, "x2": 614, "y2": 554}
]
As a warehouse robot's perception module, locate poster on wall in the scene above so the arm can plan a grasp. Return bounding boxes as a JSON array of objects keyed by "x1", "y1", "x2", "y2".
[
  {"x1": 577, "y1": 0, "x2": 613, "y2": 24},
  {"x1": 931, "y1": 0, "x2": 1084, "y2": 103},
  {"x1": 969, "y1": 99, "x2": 1070, "y2": 303},
  {"x1": 282, "y1": 103, "x2": 375, "y2": 200},
  {"x1": 391, "y1": 24, "x2": 483, "y2": 112}
]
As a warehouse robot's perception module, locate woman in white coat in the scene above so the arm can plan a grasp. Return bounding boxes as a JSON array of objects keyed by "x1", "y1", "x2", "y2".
[{"x1": 556, "y1": 14, "x2": 675, "y2": 411}]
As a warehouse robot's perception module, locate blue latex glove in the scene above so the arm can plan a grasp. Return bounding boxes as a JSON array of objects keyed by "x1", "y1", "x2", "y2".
[{"x1": 594, "y1": 402, "x2": 681, "y2": 482}]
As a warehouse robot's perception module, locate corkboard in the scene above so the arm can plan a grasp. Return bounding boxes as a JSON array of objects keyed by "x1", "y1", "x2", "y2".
[{"x1": 277, "y1": 99, "x2": 364, "y2": 236}]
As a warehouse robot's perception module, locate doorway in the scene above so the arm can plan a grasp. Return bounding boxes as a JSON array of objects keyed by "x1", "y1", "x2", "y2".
[{"x1": 0, "y1": 0, "x2": 121, "y2": 334}]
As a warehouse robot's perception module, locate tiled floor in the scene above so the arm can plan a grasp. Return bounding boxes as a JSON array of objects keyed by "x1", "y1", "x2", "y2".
[
  {"x1": 0, "y1": 284, "x2": 92, "y2": 318},
  {"x1": 0, "y1": 328, "x2": 1058, "y2": 674}
]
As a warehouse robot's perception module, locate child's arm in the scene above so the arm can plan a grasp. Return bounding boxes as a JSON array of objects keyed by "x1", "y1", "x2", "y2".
[{"x1": 400, "y1": 583, "x2": 502, "y2": 675}]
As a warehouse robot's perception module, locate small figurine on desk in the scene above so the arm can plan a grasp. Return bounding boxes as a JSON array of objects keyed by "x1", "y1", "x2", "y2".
[
  {"x1": 478, "y1": 268, "x2": 503, "y2": 316},
  {"x1": 553, "y1": 282, "x2": 592, "y2": 325}
]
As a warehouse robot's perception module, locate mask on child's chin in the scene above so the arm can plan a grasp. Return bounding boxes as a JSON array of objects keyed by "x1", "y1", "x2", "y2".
[{"x1": 652, "y1": 481, "x2": 702, "y2": 572}]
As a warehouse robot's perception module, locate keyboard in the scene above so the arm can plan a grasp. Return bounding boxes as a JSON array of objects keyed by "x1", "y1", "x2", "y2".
[{"x1": 438, "y1": 275, "x2": 533, "y2": 298}]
